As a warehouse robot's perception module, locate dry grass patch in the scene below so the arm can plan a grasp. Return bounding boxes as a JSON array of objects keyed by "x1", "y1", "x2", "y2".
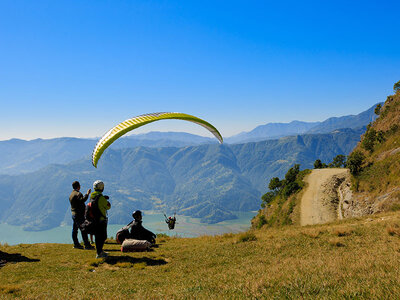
[
  {"x1": 156, "y1": 233, "x2": 170, "y2": 243},
  {"x1": 133, "y1": 262, "x2": 147, "y2": 270},
  {"x1": 328, "y1": 238, "x2": 346, "y2": 247},
  {"x1": 333, "y1": 227, "x2": 354, "y2": 237},
  {"x1": 88, "y1": 258, "x2": 105, "y2": 267},
  {"x1": 0, "y1": 285, "x2": 21, "y2": 295},
  {"x1": 301, "y1": 229, "x2": 325, "y2": 238},
  {"x1": 387, "y1": 223, "x2": 400, "y2": 236}
]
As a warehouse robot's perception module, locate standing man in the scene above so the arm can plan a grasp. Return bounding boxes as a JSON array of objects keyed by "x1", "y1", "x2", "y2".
[
  {"x1": 69, "y1": 181, "x2": 94, "y2": 249},
  {"x1": 91, "y1": 180, "x2": 111, "y2": 258}
]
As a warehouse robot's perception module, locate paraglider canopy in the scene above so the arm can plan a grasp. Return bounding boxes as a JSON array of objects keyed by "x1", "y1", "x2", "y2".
[{"x1": 91, "y1": 112, "x2": 223, "y2": 167}]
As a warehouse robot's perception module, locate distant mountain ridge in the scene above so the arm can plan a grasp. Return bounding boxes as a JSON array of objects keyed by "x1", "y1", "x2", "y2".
[
  {"x1": 0, "y1": 133, "x2": 216, "y2": 175},
  {"x1": 0, "y1": 104, "x2": 380, "y2": 175},
  {"x1": 226, "y1": 103, "x2": 380, "y2": 143},
  {"x1": 225, "y1": 121, "x2": 320, "y2": 143}
]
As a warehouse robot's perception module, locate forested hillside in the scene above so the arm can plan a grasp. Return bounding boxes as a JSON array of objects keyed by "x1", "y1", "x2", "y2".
[{"x1": 0, "y1": 129, "x2": 362, "y2": 230}]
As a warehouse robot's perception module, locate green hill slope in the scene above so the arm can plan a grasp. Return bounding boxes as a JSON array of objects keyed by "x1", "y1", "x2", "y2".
[{"x1": 345, "y1": 85, "x2": 400, "y2": 215}]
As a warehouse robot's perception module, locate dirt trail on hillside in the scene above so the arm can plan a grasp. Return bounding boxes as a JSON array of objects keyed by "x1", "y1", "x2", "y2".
[{"x1": 300, "y1": 168, "x2": 349, "y2": 226}]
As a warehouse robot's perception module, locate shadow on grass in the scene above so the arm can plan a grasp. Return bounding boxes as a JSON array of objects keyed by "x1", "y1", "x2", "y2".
[
  {"x1": 104, "y1": 255, "x2": 167, "y2": 266},
  {"x1": 103, "y1": 248, "x2": 123, "y2": 252},
  {"x1": 0, "y1": 250, "x2": 40, "y2": 268}
]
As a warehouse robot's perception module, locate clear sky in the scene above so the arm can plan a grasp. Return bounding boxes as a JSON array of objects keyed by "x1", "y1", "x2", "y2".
[{"x1": 1, "y1": 0, "x2": 399, "y2": 141}]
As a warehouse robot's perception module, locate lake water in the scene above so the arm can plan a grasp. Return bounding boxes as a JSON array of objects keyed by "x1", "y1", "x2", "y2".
[{"x1": 0, "y1": 211, "x2": 257, "y2": 245}]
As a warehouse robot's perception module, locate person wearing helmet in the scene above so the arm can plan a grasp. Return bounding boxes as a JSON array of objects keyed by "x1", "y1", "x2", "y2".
[
  {"x1": 90, "y1": 180, "x2": 111, "y2": 258},
  {"x1": 69, "y1": 181, "x2": 94, "y2": 249},
  {"x1": 130, "y1": 210, "x2": 156, "y2": 244}
]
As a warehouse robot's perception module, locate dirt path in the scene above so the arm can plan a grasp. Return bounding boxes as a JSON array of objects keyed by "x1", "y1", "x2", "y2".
[{"x1": 300, "y1": 168, "x2": 349, "y2": 226}]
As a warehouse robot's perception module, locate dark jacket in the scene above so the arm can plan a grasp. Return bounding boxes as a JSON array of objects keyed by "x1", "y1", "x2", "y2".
[
  {"x1": 69, "y1": 189, "x2": 89, "y2": 217},
  {"x1": 130, "y1": 220, "x2": 156, "y2": 243}
]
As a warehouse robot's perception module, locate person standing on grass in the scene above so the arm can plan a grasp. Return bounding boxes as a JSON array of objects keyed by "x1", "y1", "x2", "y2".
[
  {"x1": 69, "y1": 181, "x2": 94, "y2": 250},
  {"x1": 91, "y1": 180, "x2": 111, "y2": 258}
]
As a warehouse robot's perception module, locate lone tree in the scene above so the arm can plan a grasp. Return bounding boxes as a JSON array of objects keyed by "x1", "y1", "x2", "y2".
[
  {"x1": 285, "y1": 164, "x2": 300, "y2": 183},
  {"x1": 347, "y1": 151, "x2": 365, "y2": 175},
  {"x1": 261, "y1": 191, "x2": 275, "y2": 207},
  {"x1": 331, "y1": 154, "x2": 347, "y2": 168},
  {"x1": 362, "y1": 128, "x2": 377, "y2": 153},
  {"x1": 314, "y1": 159, "x2": 323, "y2": 169},
  {"x1": 268, "y1": 177, "x2": 282, "y2": 191},
  {"x1": 394, "y1": 80, "x2": 400, "y2": 93}
]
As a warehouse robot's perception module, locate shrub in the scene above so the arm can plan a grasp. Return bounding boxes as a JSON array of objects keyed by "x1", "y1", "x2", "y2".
[
  {"x1": 362, "y1": 128, "x2": 376, "y2": 152},
  {"x1": 331, "y1": 154, "x2": 346, "y2": 168},
  {"x1": 268, "y1": 177, "x2": 282, "y2": 191},
  {"x1": 347, "y1": 151, "x2": 365, "y2": 175},
  {"x1": 376, "y1": 131, "x2": 385, "y2": 143},
  {"x1": 283, "y1": 181, "x2": 300, "y2": 197},
  {"x1": 389, "y1": 124, "x2": 399, "y2": 134},
  {"x1": 285, "y1": 164, "x2": 300, "y2": 183},
  {"x1": 394, "y1": 80, "x2": 400, "y2": 93},
  {"x1": 261, "y1": 191, "x2": 275, "y2": 207},
  {"x1": 237, "y1": 231, "x2": 257, "y2": 242},
  {"x1": 314, "y1": 159, "x2": 323, "y2": 169},
  {"x1": 374, "y1": 103, "x2": 382, "y2": 115},
  {"x1": 257, "y1": 215, "x2": 267, "y2": 229}
]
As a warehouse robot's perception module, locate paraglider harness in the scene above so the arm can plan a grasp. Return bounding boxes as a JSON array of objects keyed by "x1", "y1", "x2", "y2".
[
  {"x1": 115, "y1": 221, "x2": 134, "y2": 244},
  {"x1": 80, "y1": 194, "x2": 104, "y2": 235},
  {"x1": 164, "y1": 213, "x2": 176, "y2": 230},
  {"x1": 116, "y1": 213, "x2": 156, "y2": 245}
]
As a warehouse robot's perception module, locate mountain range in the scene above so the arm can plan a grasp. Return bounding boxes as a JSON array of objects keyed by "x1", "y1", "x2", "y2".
[
  {"x1": 0, "y1": 104, "x2": 380, "y2": 230},
  {"x1": 0, "y1": 128, "x2": 364, "y2": 230},
  {"x1": 0, "y1": 103, "x2": 379, "y2": 175},
  {"x1": 226, "y1": 103, "x2": 379, "y2": 143}
]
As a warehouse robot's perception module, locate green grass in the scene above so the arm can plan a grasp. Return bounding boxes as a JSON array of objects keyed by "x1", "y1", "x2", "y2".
[{"x1": 2, "y1": 212, "x2": 400, "y2": 298}]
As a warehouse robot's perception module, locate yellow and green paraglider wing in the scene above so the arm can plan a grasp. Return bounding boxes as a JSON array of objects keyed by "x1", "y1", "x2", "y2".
[{"x1": 92, "y1": 112, "x2": 223, "y2": 167}]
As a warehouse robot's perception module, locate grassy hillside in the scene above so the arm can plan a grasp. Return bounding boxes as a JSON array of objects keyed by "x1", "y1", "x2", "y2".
[
  {"x1": 1, "y1": 212, "x2": 400, "y2": 298},
  {"x1": 348, "y1": 87, "x2": 400, "y2": 212}
]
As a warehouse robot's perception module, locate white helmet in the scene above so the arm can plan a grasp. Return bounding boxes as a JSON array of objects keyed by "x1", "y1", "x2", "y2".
[{"x1": 93, "y1": 180, "x2": 104, "y2": 191}]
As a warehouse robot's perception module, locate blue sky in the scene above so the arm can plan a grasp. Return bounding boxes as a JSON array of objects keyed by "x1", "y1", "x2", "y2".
[{"x1": 1, "y1": 0, "x2": 399, "y2": 140}]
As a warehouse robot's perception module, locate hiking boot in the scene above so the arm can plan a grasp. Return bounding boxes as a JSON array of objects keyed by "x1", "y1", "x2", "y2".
[
  {"x1": 84, "y1": 244, "x2": 95, "y2": 250},
  {"x1": 96, "y1": 251, "x2": 108, "y2": 259},
  {"x1": 73, "y1": 244, "x2": 84, "y2": 249}
]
